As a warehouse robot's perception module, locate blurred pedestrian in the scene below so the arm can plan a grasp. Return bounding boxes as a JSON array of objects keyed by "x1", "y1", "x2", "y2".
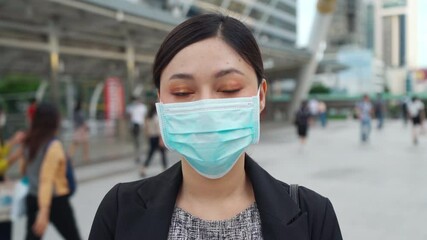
[
  {"x1": 294, "y1": 101, "x2": 312, "y2": 145},
  {"x1": 401, "y1": 95, "x2": 410, "y2": 126},
  {"x1": 374, "y1": 93, "x2": 385, "y2": 130},
  {"x1": 407, "y1": 97, "x2": 425, "y2": 145},
  {"x1": 0, "y1": 130, "x2": 26, "y2": 240},
  {"x1": 26, "y1": 98, "x2": 37, "y2": 126},
  {"x1": 11, "y1": 103, "x2": 81, "y2": 240},
  {"x1": 126, "y1": 96, "x2": 147, "y2": 163},
  {"x1": 308, "y1": 98, "x2": 319, "y2": 123},
  {"x1": 68, "y1": 100, "x2": 90, "y2": 163},
  {"x1": 0, "y1": 131, "x2": 26, "y2": 180},
  {"x1": 90, "y1": 14, "x2": 342, "y2": 240},
  {"x1": 318, "y1": 101, "x2": 327, "y2": 128},
  {"x1": 355, "y1": 94, "x2": 373, "y2": 143},
  {"x1": 139, "y1": 104, "x2": 167, "y2": 177}
]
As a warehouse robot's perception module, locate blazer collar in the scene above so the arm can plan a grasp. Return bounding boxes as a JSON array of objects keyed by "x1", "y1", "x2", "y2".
[
  {"x1": 136, "y1": 155, "x2": 308, "y2": 239},
  {"x1": 136, "y1": 162, "x2": 182, "y2": 239},
  {"x1": 245, "y1": 155, "x2": 309, "y2": 239}
]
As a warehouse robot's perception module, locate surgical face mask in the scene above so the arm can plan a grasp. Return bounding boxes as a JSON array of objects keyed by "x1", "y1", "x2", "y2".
[{"x1": 156, "y1": 91, "x2": 260, "y2": 179}]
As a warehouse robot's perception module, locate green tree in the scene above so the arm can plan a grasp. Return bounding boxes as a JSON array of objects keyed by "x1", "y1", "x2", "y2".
[
  {"x1": 309, "y1": 83, "x2": 331, "y2": 94},
  {"x1": 0, "y1": 74, "x2": 41, "y2": 94}
]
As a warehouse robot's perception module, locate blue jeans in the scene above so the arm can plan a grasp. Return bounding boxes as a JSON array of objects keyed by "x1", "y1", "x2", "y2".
[
  {"x1": 377, "y1": 113, "x2": 384, "y2": 129},
  {"x1": 361, "y1": 119, "x2": 371, "y2": 142},
  {"x1": 319, "y1": 112, "x2": 327, "y2": 128}
]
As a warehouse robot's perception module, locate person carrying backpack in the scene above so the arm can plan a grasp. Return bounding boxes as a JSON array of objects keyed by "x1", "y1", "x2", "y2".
[{"x1": 294, "y1": 101, "x2": 312, "y2": 145}]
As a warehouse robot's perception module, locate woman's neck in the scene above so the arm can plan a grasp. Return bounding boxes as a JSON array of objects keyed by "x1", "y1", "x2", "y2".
[{"x1": 176, "y1": 154, "x2": 255, "y2": 219}]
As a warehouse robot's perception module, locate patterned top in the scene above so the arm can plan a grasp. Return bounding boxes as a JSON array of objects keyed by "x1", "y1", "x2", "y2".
[{"x1": 167, "y1": 203, "x2": 263, "y2": 240}]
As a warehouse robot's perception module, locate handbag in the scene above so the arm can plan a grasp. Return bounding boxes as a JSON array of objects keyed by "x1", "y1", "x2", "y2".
[
  {"x1": 10, "y1": 177, "x2": 29, "y2": 221},
  {"x1": 65, "y1": 156, "x2": 76, "y2": 196}
]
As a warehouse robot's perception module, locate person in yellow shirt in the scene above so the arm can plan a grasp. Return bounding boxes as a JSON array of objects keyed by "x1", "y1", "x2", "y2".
[{"x1": 0, "y1": 131, "x2": 26, "y2": 178}]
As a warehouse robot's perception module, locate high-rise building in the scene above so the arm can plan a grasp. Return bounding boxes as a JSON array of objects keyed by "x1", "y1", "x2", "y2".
[
  {"x1": 374, "y1": 0, "x2": 420, "y2": 93},
  {"x1": 374, "y1": 0, "x2": 418, "y2": 68},
  {"x1": 326, "y1": 0, "x2": 367, "y2": 52}
]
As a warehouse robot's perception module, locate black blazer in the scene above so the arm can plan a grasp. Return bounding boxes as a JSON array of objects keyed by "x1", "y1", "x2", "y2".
[{"x1": 89, "y1": 156, "x2": 342, "y2": 240}]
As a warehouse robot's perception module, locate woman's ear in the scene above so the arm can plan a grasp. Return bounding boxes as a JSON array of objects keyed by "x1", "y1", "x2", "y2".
[
  {"x1": 259, "y1": 79, "x2": 268, "y2": 113},
  {"x1": 157, "y1": 90, "x2": 160, "y2": 102}
]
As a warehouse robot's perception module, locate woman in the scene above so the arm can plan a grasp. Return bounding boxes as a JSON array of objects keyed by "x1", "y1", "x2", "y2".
[
  {"x1": 90, "y1": 14, "x2": 342, "y2": 239},
  {"x1": 18, "y1": 103, "x2": 80, "y2": 240},
  {"x1": 139, "y1": 103, "x2": 167, "y2": 177}
]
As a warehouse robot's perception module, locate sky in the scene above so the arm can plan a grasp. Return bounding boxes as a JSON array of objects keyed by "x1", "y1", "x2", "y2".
[
  {"x1": 296, "y1": 0, "x2": 317, "y2": 47},
  {"x1": 297, "y1": 0, "x2": 427, "y2": 68}
]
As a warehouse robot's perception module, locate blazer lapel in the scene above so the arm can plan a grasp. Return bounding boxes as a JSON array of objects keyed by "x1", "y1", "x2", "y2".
[
  {"x1": 134, "y1": 162, "x2": 183, "y2": 240},
  {"x1": 245, "y1": 155, "x2": 310, "y2": 240}
]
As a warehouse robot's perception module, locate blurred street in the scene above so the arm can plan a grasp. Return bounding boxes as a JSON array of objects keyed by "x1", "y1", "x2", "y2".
[{"x1": 11, "y1": 119, "x2": 427, "y2": 240}]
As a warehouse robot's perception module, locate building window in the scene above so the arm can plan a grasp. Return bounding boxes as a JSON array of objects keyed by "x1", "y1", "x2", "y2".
[
  {"x1": 399, "y1": 15, "x2": 406, "y2": 66},
  {"x1": 228, "y1": 1, "x2": 246, "y2": 14},
  {"x1": 203, "y1": 0, "x2": 223, "y2": 6},
  {"x1": 276, "y1": 2, "x2": 296, "y2": 16},
  {"x1": 382, "y1": 0, "x2": 406, "y2": 8},
  {"x1": 249, "y1": 8, "x2": 263, "y2": 20},
  {"x1": 267, "y1": 16, "x2": 296, "y2": 32},
  {"x1": 259, "y1": 32, "x2": 294, "y2": 46}
]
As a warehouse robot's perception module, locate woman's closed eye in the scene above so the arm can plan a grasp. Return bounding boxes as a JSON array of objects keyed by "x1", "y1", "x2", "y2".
[
  {"x1": 221, "y1": 89, "x2": 241, "y2": 93},
  {"x1": 172, "y1": 91, "x2": 193, "y2": 97}
]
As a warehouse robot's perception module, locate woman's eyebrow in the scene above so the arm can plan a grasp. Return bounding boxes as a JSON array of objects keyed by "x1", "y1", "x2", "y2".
[
  {"x1": 169, "y1": 73, "x2": 194, "y2": 80},
  {"x1": 214, "y1": 68, "x2": 245, "y2": 78}
]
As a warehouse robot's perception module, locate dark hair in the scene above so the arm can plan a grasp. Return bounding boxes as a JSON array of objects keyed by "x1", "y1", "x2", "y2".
[
  {"x1": 301, "y1": 100, "x2": 308, "y2": 110},
  {"x1": 24, "y1": 102, "x2": 60, "y2": 160},
  {"x1": 153, "y1": 14, "x2": 264, "y2": 89}
]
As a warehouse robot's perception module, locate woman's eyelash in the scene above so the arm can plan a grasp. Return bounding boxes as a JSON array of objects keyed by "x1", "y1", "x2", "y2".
[
  {"x1": 221, "y1": 89, "x2": 241, "y2": 93},
  {"x1": 173, "y1": 92, "x2": 191, "y2": 96}
]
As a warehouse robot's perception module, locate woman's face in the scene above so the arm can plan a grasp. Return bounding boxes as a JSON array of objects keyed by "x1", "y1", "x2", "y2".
[{"x1": 159, "y1": 37, "x2": 267, "y2": 111}]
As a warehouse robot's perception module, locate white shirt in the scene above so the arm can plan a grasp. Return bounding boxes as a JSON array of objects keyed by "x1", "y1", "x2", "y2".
[
  {"x1": 408, "y1": 100, "x2": 425, "y2": 118},
  {"x1": 127, "y1": 102, "x2": 147, "y2": 125},
  {"x1": 309, "y1": 100, "x2": 319, "y2": 115}
]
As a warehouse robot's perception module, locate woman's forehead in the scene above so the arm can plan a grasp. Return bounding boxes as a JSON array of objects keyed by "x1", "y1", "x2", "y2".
[{"x1": 161, "y1": 38, "x2": 256, "y2": 81}]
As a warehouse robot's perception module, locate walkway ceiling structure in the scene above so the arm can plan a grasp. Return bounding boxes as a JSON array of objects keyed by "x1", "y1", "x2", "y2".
[{"x1": 0, "y1": 0, "x2": 312, "y2": 85}]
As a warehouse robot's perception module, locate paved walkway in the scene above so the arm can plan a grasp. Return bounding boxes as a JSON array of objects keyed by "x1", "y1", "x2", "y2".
[{"x1": 11, "y1": 119, "x2": 427, "y2": 240}]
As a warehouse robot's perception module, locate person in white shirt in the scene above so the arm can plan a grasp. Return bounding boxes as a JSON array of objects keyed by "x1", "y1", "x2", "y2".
[
  {"x1": 407, "y1": 97, "x2": 425, "y2": 145},
  {"x1": 126, "y1": 97, "x2": 148, "y2": 162}
]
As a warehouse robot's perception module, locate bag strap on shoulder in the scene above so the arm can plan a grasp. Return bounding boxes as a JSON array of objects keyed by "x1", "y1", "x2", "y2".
[{"x1": 289, "y1": 184, "x2": 299, "y2": 208}]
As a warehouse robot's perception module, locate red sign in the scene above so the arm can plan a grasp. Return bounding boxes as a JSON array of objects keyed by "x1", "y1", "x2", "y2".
[{"x1": 104, "y1": 77, "x2": 125, "y2": 120}]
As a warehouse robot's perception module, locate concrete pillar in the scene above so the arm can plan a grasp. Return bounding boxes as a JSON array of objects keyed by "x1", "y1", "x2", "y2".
[
  {"x1": 126, "y1": 33, "x2": 136, "y2": 97},
  {"x1": 287, "y1": 0, "x2": 336, "y2": 119},
  {"x1": 48, "y1": 20, "x2": 60, "y2": 104}
]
